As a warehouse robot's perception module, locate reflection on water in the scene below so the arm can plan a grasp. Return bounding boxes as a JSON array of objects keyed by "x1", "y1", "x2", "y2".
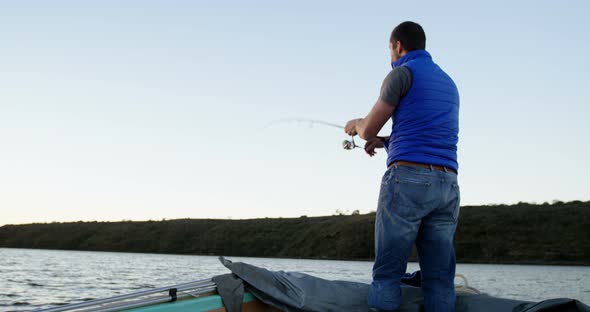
[{"x1": 0, "y1": 248, "x2": 588, "y2": 311}]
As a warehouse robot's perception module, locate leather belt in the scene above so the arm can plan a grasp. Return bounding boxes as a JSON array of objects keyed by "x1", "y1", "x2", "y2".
[{"x1": 389, "y1": 160, "x2": 457, "y2": 174}]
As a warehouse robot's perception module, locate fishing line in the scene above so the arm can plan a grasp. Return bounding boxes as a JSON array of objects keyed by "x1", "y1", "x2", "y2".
[{"x1": 265, "y1": 117, "x2": 344, "y2": 130}]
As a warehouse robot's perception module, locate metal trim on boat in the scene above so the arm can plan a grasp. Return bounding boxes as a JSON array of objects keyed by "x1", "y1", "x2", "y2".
[{"x1": 36, "y1": 279, "x2": 217, "y2": 312}]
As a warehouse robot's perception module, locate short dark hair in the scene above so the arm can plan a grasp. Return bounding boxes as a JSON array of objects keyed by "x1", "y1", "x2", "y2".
[{"x1": 390, "y1": 21, "x2": 426, "y2": 51}]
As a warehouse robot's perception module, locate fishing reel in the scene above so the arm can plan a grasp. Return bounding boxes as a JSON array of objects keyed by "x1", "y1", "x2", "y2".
[{"x1": 342, "y1": 136, "x2": 361, "y2": 150}]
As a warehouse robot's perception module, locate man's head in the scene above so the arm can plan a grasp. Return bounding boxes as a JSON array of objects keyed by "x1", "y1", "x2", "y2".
[{"x1": 389, "y1": 21, "x2": 426, "y2": 63}]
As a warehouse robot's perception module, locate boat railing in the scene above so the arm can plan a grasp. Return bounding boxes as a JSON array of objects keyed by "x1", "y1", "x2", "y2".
[{"x1": 35, "y1": 278, "x2": 217, "y2": 312}]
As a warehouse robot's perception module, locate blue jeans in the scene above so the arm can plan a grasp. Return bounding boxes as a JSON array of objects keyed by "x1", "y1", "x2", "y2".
[{"x1": 368, "y1": 165, "x2": 460, "y2": 312}]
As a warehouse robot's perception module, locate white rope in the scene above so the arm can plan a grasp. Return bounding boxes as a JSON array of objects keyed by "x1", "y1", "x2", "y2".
[{"x1": 455, "y1": 274, "x2": 481, "y2": 294}]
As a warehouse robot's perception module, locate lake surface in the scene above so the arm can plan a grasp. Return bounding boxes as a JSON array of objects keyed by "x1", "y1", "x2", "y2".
[{"x1": 0, "y1": 248, "x2": 588, "y2": 311}]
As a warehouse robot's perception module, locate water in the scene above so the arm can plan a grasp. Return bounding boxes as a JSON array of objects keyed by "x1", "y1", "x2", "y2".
[{"x1": 0, "y1": 248, "x2": 588, "y2": 311}]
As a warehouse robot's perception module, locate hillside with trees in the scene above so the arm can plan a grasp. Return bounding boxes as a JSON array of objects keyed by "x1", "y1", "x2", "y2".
[{"x1": 1, "y1": 201, "x2": 588, "y2": 265}]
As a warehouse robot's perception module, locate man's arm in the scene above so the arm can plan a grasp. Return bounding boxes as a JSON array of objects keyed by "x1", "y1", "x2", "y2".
[
  {"x1": 355, "y1": 99, "x2": 396, "y2": 140},
  {"x1": 344, "y1": 66, "x2": 412, "y2": 141},
  {"x1": 343, "y1": 98, "x2": 395, "y2": 140}
]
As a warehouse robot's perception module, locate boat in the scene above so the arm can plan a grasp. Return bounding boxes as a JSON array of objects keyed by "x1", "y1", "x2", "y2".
[{"x1": 36, "y1": 257, "x2": 589, "y2": 312}]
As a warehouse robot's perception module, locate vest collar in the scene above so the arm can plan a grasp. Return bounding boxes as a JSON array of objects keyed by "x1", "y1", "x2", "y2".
[{"x1": 391, "y1": 50, "x2": 431, "y2": 68}]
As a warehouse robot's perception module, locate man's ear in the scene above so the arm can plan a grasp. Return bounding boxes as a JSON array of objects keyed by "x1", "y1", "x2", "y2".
[{"x1": 396, "y1": 41, "x2": 404, "y2": 55}]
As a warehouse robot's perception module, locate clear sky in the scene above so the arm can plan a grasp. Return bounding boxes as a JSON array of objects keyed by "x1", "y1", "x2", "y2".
[{"x1": 1, "y1": 1, "x2": 589, "y2": 225}]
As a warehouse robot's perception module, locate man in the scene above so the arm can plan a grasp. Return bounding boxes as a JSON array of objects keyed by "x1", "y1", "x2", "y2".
[{"x1": 344, "y1": 21, "x2": 460, "y2": 312}]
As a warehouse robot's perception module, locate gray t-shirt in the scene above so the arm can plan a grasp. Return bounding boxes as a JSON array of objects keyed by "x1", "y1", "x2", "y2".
[{"x1": 379, "y1": 66, "x2": 412, "y2": 107}]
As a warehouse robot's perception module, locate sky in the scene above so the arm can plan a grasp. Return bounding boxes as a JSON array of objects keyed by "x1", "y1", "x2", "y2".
[{"x1": 1, "y1": 0, "x2": 589, "y2": 225}]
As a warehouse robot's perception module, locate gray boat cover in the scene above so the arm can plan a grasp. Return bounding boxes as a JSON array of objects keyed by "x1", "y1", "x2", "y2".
[{"x1": 214, "y1": 257, "x2": 589, "y2": 312}]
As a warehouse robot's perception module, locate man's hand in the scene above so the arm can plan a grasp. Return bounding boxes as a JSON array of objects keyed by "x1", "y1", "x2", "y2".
[
  {"x1": 344, "y1": 118, "x2": 362, "y2": 136},
  {"x1": 364, "y1": 137, "x2": 385, "y2": 157}
]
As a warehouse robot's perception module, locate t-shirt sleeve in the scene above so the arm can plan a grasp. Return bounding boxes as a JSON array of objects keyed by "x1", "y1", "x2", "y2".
[{"x1": 379, "y1": 66, "x2": 412, "y2": 107}]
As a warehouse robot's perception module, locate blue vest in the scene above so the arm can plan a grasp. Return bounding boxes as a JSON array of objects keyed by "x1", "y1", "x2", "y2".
[{"x1": 385, "y1": 50, "x2": 460, "y2": 171}]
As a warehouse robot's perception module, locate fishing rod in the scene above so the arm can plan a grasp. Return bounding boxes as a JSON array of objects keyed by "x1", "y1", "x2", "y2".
[{"x1": 265, "y1": 117, "x2": 362, "y2": 150}]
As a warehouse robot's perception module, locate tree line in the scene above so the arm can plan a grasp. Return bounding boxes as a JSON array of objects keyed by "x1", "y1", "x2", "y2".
[{"x1": 0, "y1": 200, "x2": 588, "y2": 265}]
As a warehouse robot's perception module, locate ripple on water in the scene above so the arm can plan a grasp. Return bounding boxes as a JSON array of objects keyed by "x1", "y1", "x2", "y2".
[
  {"x1": 48, "y1": 302, "x2": 68, "y2": 306},
  {"x1": 11, "y1": 302, "x2": 30, "y2": 306}
]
